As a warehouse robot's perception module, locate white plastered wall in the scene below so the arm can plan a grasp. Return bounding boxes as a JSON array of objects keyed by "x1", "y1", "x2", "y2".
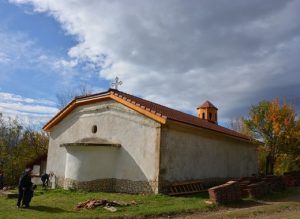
[
  {"x1": 64, "y1": 146, "x2": 119, "y2": 181},
  {"x1": 46, "y1": 100, "x2": 161, "y2": 183},
  {"x1": 160, "y1": 122, "x2": 258, "y2": 182}
]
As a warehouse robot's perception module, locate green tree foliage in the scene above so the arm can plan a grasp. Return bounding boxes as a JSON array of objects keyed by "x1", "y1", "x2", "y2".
[
  {"x1": 244, "y1": 98, "x2": 300, "y2": 175},
  {"x1": 0, "y1": 113, "x2": 48, "y2": 186}
]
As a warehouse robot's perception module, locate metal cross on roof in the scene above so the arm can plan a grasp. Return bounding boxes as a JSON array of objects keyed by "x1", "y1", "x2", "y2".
[{"x1": 111, "y1": 76, "x2": 123, "y2": 90}]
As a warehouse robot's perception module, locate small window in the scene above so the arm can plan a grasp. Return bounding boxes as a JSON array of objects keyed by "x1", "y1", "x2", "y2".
[
  {"x1": 202, "y1": 113, "x2": 205, "y2": 119},
  {"x1": 92, "y1": 125, "x2": 97, "y2": 134},
  {"x1": 209, "y1": 113, "x2": 212, "y2": 120}
]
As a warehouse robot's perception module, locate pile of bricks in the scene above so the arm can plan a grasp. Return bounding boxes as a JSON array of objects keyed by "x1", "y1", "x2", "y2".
[
  {"x1": 246, "y1": 181, "x2": 269, "y2": 198},
  {"x1": 262, "y1": 176, "x2": 285, "y2": 192},
  {"x1": 208, "y1": 171, "x2": 300, "y2": 203},
  {"x1": 282, "y1": 175, "x2": 298, "y2": 187},
  {"x1": 208, "y1": 181, "x2": 241, "y2": 204},
  {"x1": 238, "y1": 177, "x2": 262, "y2": 197},
  {"x1": 238, "y1": 175, "x2": 286, "y2": 198},
  {"x1": 283, "y1": 171, "x2": 300, "y2": 187}
]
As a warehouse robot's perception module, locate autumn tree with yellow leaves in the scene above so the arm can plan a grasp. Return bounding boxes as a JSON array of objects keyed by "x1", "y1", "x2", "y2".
[{"x1": 244, "y1": 98, "x2": 300, "y2": 175}]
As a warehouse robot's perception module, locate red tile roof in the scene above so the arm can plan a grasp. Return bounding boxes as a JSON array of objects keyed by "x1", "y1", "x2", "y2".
[
  {"x1": 76, "y1": 89, "x2": 249, "y2": 141},
  {"x1": 197, "y1": 100, "x2": 218, "y2": 110},
  {"x1": 45, "y1": 89, "x2": 250, "y2": 141}
]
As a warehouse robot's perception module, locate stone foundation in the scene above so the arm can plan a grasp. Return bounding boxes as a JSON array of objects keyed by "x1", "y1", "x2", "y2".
[
  {"x1": 56, "y1": 176, "x2": 65, "y2": 188},
  {"x1": 57, "y1": 177, "x2": 158, "y2": 194},
  {"x1": 64, "y1": 178, "x2": 114, "y2": 192},
  {"x1": 114, "y1": 179, "x2": 158, "y2": 193}
]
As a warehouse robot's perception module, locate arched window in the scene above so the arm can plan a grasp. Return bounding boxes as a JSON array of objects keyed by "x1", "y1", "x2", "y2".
[
  {"x1": 202, "y1": 113, "x2": 205, "y2": 119},
  {"x1": 209, "y1": 113, "x2": 212, "y2": 120}
]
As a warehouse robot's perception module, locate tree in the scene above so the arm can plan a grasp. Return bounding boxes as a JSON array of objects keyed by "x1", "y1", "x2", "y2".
[
  {"x1": 283, "y1": 118, "x2": 300, "y2": 170},
  {"x1": 244, "y1": 98, "x2": 299, "y2": 175},
  {"x1": 56, "y1": 84, "x2": 93, "y2": 109},
  {"x1": 0, "y1": 114, "x2": 49, "y2": 185},
  {"x1": 0, "y1": 115, "x2": 23, "y2": 184},
  {"x1": 230, "y1": 117, "x2": 252, "y2": 136}
]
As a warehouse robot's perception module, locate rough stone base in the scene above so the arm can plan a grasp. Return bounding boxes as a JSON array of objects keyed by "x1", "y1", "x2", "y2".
[
  {"x1": 58, "y1": 177, "x2": 158, "y2": 194},
  {"x1": 114, "y1": 179, "x2": 158, "y2": 193},
  {"x1": 57, "y1": 176, "x2": 65, "y2": 188},
  {"x1": 64, "y1": 178, "x2": 114, "y2": 192}
]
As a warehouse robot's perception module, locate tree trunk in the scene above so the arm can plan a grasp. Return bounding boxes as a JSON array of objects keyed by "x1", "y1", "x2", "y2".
[
  {"x1": 265, "y1": 154, "x2": 270, "y2": 175},
  {"x1": 269, "y1": 156, "x2": 275, "y2": 175}
]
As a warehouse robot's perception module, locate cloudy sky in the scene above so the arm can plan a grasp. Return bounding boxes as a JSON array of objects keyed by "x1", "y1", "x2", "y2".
[{"x1": 0, "y1": 0, "x2": 299, "y2": 128}]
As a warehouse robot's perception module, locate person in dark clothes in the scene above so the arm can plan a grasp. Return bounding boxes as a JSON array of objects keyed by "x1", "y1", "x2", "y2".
[
  {"x1": 17, "y1": 168, "x2": 33, "y2": 208},
  {"x1": 0, "y1": 172, "x2": 3, "y2": 189},
  {"x1": 41, "y1": 173, "x2": 49, "y2": 188},
  {"x1": 27, "y1": 184, "x2": 37, "y2": 205}
]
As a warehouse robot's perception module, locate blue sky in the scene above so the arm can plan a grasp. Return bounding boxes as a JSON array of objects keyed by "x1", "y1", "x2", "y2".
[
  {"x1": 0, "y1": 1, "x2": 109, "y2": 96},
  {"x1": 0, "y1": 0, "x2": 300, "y2": 128},
  {"x1": 0, "y1": 0, "x2": 110, "y2": 126}
]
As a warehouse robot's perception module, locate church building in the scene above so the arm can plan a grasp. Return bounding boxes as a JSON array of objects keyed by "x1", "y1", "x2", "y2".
[{"x1": 43, "y1": 89, "x2": 257, "y2": 193}]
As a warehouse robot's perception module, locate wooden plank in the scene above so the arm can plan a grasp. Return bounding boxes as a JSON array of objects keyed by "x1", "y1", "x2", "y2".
[
  {"x1": 171, "y1": 180, "x2": 204, "y2": 186},
  {"x1": 168, "y1": 189, "x2": 207, "y2": 196},
  {"x1": 183, "y1": 185, "x2": 188, "y2": 192},
  {"x1": 191, "y1": 184, "x2": 198, "y2": 191}
]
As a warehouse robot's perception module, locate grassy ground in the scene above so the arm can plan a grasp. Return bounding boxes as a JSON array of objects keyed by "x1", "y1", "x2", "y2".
[
  {"x1": 0, "y1": 188, "x2": 212, "y2": 219},
  {"x1": 2, "y1": 188, "x2": 300, "y2": 219}
]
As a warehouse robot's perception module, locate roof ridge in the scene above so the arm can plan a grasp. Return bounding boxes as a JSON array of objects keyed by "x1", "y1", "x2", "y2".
[
  {"x1": 109, "y1": 90, "x2": 249, "y2": 141},
  {"x1": 44, "y1": 88, "x2": 250, "y2": 141},
  {"x1": 110, "y1": 89, "x2": 191, "y2": 117}
]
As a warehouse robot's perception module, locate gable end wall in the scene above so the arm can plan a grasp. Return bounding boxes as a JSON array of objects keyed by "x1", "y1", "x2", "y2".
[{"x1": 46, "y1": 100, "x2": 161, "y2": 193}]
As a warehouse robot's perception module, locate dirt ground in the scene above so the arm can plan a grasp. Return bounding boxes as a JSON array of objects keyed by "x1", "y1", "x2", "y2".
[
  {"x1": 159, "y1": 188, "x2": 300, "y2": 219},
  {"x1": 186, "y1": 205, "x2": 300, "y2": 219}
]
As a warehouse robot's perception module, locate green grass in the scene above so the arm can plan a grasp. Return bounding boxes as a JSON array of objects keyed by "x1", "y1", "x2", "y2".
[
  {"x1": 2, "y1": 187, "x2": 300, "y2": 219},
  {"x1": 0, "y1": 189, "x2": 212, "y2": 219}
]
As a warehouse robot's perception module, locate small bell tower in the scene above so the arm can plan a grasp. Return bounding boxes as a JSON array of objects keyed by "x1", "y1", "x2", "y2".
[{"x1": 197, "y1": 101, "x2": 218, "y2": 124}]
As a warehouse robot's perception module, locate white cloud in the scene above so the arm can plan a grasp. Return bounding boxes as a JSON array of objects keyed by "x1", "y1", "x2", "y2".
[
  {"x1": 0, "y1": 92, "x2": 58, "y2": 127},
  {"x1": 0, "y1": 52, "x2": 11, "y2": 64},
  {"x1": 10, "y1": 0, "x2": 300, "y2": 121},
  {"x1": 0, "y1": 92, "x2": 56, "y2": 106}
]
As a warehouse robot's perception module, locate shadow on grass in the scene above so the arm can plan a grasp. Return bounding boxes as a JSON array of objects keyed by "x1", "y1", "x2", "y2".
[
  {"x1": 29, "y1": 205, "x2": 69, "y2": 213},
  {"x1": 244, "y1": 187, "x2": 300, "y2": 204},
  {"x1": 221, "y1": 199, "x2": 269, "y2": 209}
]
